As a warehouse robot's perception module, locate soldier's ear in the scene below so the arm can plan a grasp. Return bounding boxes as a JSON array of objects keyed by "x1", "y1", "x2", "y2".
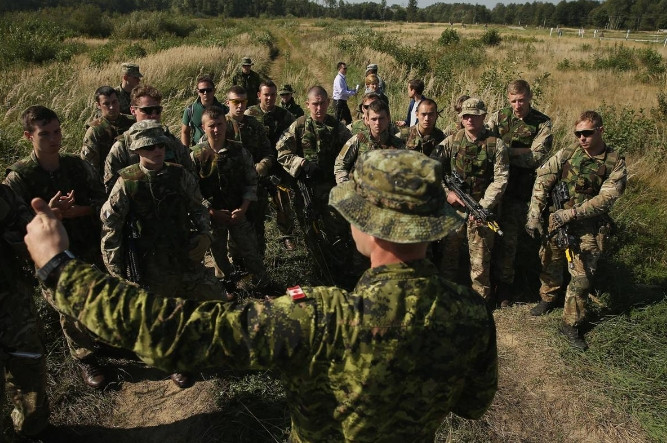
[{"x1": 23, "y1": 130, "x2": 32, "y2": 141}]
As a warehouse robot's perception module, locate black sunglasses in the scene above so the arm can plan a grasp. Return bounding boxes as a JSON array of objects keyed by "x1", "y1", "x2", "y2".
[
  {"x1": 141, "y1": 144, "x2": 165, "y2": 152},
  {"x1": 198, "y1": 88, "x2": 214, "y2": 94},
  {"x1": 574, "y1": 128, "x2": 598, "y2": 138},
  {"x1": 137, "y1": 106, "x2": 163, "y2": 115}
]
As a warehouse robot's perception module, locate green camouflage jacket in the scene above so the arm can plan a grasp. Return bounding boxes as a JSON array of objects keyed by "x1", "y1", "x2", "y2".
[
  {"x1": 334, "y1": 130, "x2": 405, "y2": 183},
  {"x1": 225, "y1": 115, "x2": 274, "y2": 177},
  {"x1": 103, "y1": 123, "x2": 194, "y2": 193},
  {"x1": 81, "y1": 114, "x2": 135, "y2": 179},
  {"x1": 115, "y1": 85, "x2": 132, "y2": 115},
  {"x1": 397, "y1": 124, "x2": 445, "y2": 157},
  {"x1": 245, "y1": 105, "x2": 295, "y2": 147},
  {"x1": 281, "y1": 98, "x2": 305, "y2": 118},
  {"x1": 528, "y1": 144, "x2": 627, "y2": 223},
  {"x1": 53, "y1": 258, "x2": 497, "y2": 442},
  {"x1": 231, "y1": 70, "x2": 262, "y2": 107}
]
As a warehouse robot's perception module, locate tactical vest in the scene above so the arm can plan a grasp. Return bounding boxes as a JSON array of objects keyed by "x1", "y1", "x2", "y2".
[
  {"x1": 226, "y1": 115, "x2": 265, "y2": 163},
  {"x1": 559, "y1": 145, "x2": 620, "y2": 208},
  {"x1": 496, "y1": 107, "x2": 550, "y2": 201},
  {"x1": 246, "y1": 105, "x2": 291, "y2": 146},
  {"x1": 120, "y1": 163, "x2": 191, "y2": 265},
  {"x1": 450, "y1": 130, "x2": 497, "y2": 201},
  {"x1": 405, "y1": 126, "x2": 444, "y2": 157},
  {"x1": 295, "y1": 115, "x2": 342, "y2": 183},
  {"x1": 193, "y1": 142, "x2": 248, "y2": 211}
]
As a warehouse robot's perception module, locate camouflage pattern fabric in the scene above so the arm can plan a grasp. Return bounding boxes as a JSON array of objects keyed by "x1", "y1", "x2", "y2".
[
  {"x1": 231, "y1": 70, "x2": 262, "y2": 106},
  {"x1": 115, "y1": 85, "x2": 132, "y2": 115},
  {"x1": 245, "y1": 105, "x2": 295, "y2": 147},
  {"x1": 103, "y1": 121, "x2": 194, "y2": 193},
  {"x1": 528, "y1": 144, "x2": 626, "y2": 325},
  {"x1": 398, "y1": 124, "x2": 445, "y2": 157},
  {"x1": 53, "y1": 258, "x2": 497, "y2": 441},
  {"x1": 492, "y1": 197, "x2": 531, "y2": 285},
  {"x1": 281, "y1": 97, "x2": 304, "y2": 118},
  {"x1": 334, "y1": 130, "x2": 405, "y2": 184},
  {"x1": 81, "y1": 114, "x2": 135, "y2": 181},
  {"x1": 101, "y1": 162, "x2": 221, "y2": 300},
  {"x1": 190, "y1": 140, "x2": 266, "y2": 281},
  {"x1": 442, "y1": 121, "x2": 464, "y2": 138},
  {"x1": 0, "y1": 185, "x2": 49, "y2": 437}
]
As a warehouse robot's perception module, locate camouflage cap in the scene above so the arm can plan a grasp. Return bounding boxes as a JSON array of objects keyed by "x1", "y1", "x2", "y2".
[
  {"x1": 329, "y1": 150, "x2": 463, "y2": 243},
  {"x1": 279, "y1": 84, "x2": 295, "y2": 95},
  {"x1": 458, "y1": 98, "x2": 487, "y2": 117},
  {"x1": 126, "y1": 120, "x2": 169, "y2": 151},
  {"x1": 121, "y1": 63, "x2": 143, "y2": 78},
  {"x1": 366, "y1": 63, "x2": 379, "y2": 72},
  {"x1": 241, "y1": 57, "x2": 254, "y2": 66}
]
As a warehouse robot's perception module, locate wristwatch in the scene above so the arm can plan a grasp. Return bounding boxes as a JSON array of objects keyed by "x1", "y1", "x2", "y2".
[{"x1": 36, "y1": 250, "x2": 75, "y2": 287}]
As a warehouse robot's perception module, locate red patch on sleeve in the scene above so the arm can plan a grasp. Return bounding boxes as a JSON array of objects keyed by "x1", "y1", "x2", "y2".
[{"x1": 287, "y1": 285, "x2": 306, "y2": 301}]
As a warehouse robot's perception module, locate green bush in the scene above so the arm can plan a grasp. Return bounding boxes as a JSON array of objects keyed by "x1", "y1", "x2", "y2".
[
  {"x1": 557, "y1": 58, "x2": 573, "y2": 70},
  {"x1": 0, "y1": 19, "x2": 73, "y2": 66},
  {"x1": 67, "y1": 4, "x2": 114, "y2": 37},
  {"x1": 593, "y1": 45, "x2": 636, "y2": 71},
  {"x1": 122, "y1": 43, "x2": 147, "y2": 59},
  {"x1": 89, "y1": 42, "x2": 116, "y2": 68},
  {"x1": 480, "y1": 29, "x2": 501, "y2": 46},
  {"x1": 113, "y1": 11, "x2": 197, "y2": 39},
  {"x1": 438, "y1": 28, "x2": 460, "y2": 45}
]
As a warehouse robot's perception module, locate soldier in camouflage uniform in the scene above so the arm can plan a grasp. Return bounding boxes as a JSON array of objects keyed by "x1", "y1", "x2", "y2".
[
  {"x1": 26, "y1": 149, "x2": 497, "y2": 442},
  {"x1": 0, "y1": 184, "x2": 49, "y2": 438},
  {"x1": 231, "y1": 57, "x2": 263, "y2": 107},
  {"x1": 4, "y1": 106, "x2": 107, "y2": 388},
  {"x1": 245, "y1": 80, "x2": 297, "y2": 250},
  {"x1": 276, "y1": 86, "x2": 356, "y2": 288},
  {"x1": 279, "y1": 84, "x2": 304, "y2": 118},
  {"x1": 81, "y1": 86, "x2": 135, "y2": 181},
  {"x1": 397, "y1": 98, "x2": 445, "y2": 157},
  {"x1": 335, "y1": 100, "x2": 405, "y2": 184},
  {"x1": 430, "y1": 98, "x2": 509, "y2": 302},
  {"x1": 104, "y1": 85, "x2": 194, "y2": 193},
  {"x1": 225, "y1": 85, "x2": 274, "y2": 259},
  {"x1": 101, "y1": 122, "x2": 223, "y2": 388},
  {"x1": 191, "y1": 106, "x2": 269, "y2": 289},
  {"x1": 525, "y1": 111, "x2": 627, "y2": 350},
  {"x1": 115, "y1": 63, "x2": 142, "y2": 115},
  {"x1": 487, "y1": 80, "x2": 552, "y2": 307}
]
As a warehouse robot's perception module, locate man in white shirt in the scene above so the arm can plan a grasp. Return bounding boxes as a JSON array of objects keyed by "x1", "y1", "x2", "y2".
[{"x1": 332, "y1": 62, "x2": 358, "y2": 125}]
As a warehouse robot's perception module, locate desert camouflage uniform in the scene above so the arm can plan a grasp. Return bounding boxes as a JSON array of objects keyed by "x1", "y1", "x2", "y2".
[
  {"x1": 225, "y1": 115, "x2": 274, "y2": 258},
  {"x1": 527, "y1": 144, "x2": 626, "y2": 326},
  {"x1": 81, "y1": 113, "x2": 135, "y2": 180},
  {"x1": 4, "y1": 152, "x2": 105, "y2": 360},
  {"x1": 51, "y1": 258, "x2": 498, "y2": 441},
  {"x1": 103, "y1": 121, "x2": 194, "y2": 193},
  {"x1": 245, "y1": 104, "x2": 297, "y2": 240},
  {"x1": 430, "y1": 129, "x2": 509, "y2": 299},
  {"x1": 277, "y1": 115, "x2": 356, "y2": 288},
  {"x1": 398, "y1": 124, "x2": 446, "y2": 157},
  {"x1": 190, "y1": 140, "x2": 267, "y2": 282},
  {"x1": 0, "y1": 185, "x2": 49, "y2": 437},
  {"x1": 101, "y1": 162, "x2": 222, "y2": 300},
  {"x1": 115, "y1": 85, "x2": 132, "y2": 115},
  {"x1": 232, "y1": 70, "x2": 262, "y2": 107},
  {"x1": 281, "y1": 97, "x2": 304, "y2": 118},
  {"x1": 487, "y1": 107, "x2": 552, "y2": 288},
  {"x1": 334, "y1": 130, "x2": 405, "y2": 184}
]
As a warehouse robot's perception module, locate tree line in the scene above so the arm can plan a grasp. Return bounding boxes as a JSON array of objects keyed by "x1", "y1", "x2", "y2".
[{"x1": 2, "y1": 0, "x2": 666, "y2": 31}]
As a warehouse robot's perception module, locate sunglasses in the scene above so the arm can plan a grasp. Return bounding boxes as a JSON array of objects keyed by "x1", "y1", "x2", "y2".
[
  {"x1": 137, "y1": 106, "x2": 163, "y2": 115},
  {"x1": 574, "y1": 128, "x2": 597, "y2": 138},
  {"x1": 141, "y1": 144, "x2": 165, "y2": 152},
  {"x1": 362, "y1": 104, "x2": 371, "y2": 110},
  {"x1": 198, "y1": 88, "x2": 214, "y2": 94},
  {"x1": 228, "y1": 99, "x2": 248, "y2": 106}
]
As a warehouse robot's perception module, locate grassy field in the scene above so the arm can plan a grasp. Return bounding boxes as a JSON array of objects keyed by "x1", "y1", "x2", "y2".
[{"x1": 1, "y1": 15, "x2": 666, "y2": 442}]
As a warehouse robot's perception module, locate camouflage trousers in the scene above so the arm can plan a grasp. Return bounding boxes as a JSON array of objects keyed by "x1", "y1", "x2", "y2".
[
  {"x1": 492, "y1": 196, "x2": 529, "y2": 284},
  {"x1": 539, "y1": 226, "x2": 600, "y2": 327},
  {"x1": 272, "y1": 185, "x2": 295, "y2": 237},
  {"x1": 243, "y1": 186, "x2": 269, "y2": 258},
  {"x1": 438, "y1": 218, "x2": 495, "y2": 299},
  {"x1": 211, "y1": 217, "x2": 267, "y2": 283},
  {"x1": 0, "y1": 288, "x2": 49, "y2": 436}
]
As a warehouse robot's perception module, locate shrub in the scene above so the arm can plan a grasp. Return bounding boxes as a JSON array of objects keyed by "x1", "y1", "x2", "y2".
[
  {"x1": 593, "y1": 45, "x2": 636, "y2": 71},
  {"x1": 0, "y1": 19, "x2": 71, "y2": 66},
  {"x1": 557, "y1": 58, "x2": 572, "y2": 70},
  {"x1": 123, "y1": 43, "x2": 147, "y2": 59},
  {"x1": 438, "y1": 28, "x2": 460, "y2": 46},
  {"x1": 480, "y1": 29, "x2": 501, "y2": 46},
  {"x1": 113, "y1": 11, "x2": 197, "y2": 39}
]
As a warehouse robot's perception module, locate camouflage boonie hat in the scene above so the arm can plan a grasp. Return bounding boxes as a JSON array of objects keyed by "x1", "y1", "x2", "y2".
[
  {"x1": 279, "y1": 84, "x2": 295, "y2": 95},
  {"x1": 365, "y1": 63, "x2": 379, "y2": 73},
  {"x1": 126, "y1": 120, "x2": 169, "y2": 151},
  {"x1": 459, "y1": 98, "x2": 487, "y2": 117},
  {"x1": 121, "y1": 63, "x2": 143, "y2": 78},
  {"x1": 329, "y1": 150, "x2": 463, "y2": 243},
  {"x1": 241, "y1": 57, "x2": 254, "y2": 66}
]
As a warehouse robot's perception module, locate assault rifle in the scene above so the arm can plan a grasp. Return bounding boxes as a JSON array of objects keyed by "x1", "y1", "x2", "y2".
[
  {"x1": 550, "y1": 182, "x2": 576, "y2": 269},
  {"x1": 296, "y1": 178, "x2": 335, "y2": 286},
  {"x1": 444, "y1": 172, "x2": 503, "y2": 236},
  {"x1": 125, "y1": 210, "x2": 142, "y2": 283}
]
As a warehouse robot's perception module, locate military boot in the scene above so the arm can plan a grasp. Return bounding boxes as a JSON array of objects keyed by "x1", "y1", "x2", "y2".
[
  {"x1": 558, "y1": 323, "x2": 588, "y2": 351},
  {"x1": 496, "y1": 282, "x2": 513, "y2": 308},
  {"x1": 78, "y1": 357, "x2": 106, "y2": 389},
  {"x1": 530, "y1": 300, "x2": 556, "y2": 316}
]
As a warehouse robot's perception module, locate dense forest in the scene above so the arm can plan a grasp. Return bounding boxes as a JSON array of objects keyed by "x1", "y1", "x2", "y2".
[{"x1": 2, "y1": 0, "x2": 667, "y2": 30}]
